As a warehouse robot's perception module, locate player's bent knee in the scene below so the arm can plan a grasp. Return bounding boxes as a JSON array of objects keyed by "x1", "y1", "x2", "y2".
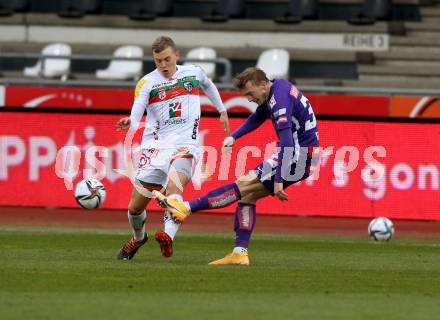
[
  {"x1": 240, "y1": 193, "x2": 258, "y2": 204},
  {"x1": 242, "y1": 188, "x2": 268, "y2": 203},
  {"x1": 128, "y1": 194, "x2": 150, "y2": 214},
  {"x1": 128, "y1": 204, "x2": 144, "y2": 215},
  {"x1": 236, "y1": 174, "x2": 267, "y2": 198}
]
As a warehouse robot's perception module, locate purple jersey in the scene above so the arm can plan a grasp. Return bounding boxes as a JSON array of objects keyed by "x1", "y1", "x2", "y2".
[
  {"x1": 262, "y1": 79, "x2": 319, "y2": 147},
  {"x1": 231, "y1": 79, "x2": 319, "y2": 188}
]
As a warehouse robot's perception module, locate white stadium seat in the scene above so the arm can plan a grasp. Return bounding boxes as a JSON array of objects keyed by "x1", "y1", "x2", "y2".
[
  {"x1": 256, "y1": 48, "x2": 290, "y2": 80},
  {"x1": 184, "y1": 47, "x2": 217, "y2": 79},
  {"x1": 23, "y1": 43, "x2": 72, "y2": 79},
  {"x1": 96, "y1": 45, "x2": 144, "y2": 80}
]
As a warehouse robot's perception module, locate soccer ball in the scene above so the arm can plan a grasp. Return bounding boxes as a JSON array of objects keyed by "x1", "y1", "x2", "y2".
[
  {"x1": 74, "y1": 178, "x2": 106, "y2": 210},
  {"x1": 368, "y1": 217, "x2": 395, "y2": 241}
]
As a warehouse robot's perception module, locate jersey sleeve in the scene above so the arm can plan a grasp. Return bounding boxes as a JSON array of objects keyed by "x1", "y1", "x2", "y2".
[
  {"x1": 197, "y1": 66, "x2": 226, "y2": 113},
  {"x1": 231, "y1": 103, "x2": 269, "y2": 140},
  {"x1": 129, "y1": 79, "x2": 150, "y2": 130}
]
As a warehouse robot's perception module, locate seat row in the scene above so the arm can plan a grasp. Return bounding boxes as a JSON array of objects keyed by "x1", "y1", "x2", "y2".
[
  {"x1": 1, "y1": 0, "x2": 399, "y2": 24},
  {"x1": 23, "y1": 43, "x2": 144, "y2": 80},
  {"x1": 22, "y1": 43, "x2": 292, "y2": 81}
]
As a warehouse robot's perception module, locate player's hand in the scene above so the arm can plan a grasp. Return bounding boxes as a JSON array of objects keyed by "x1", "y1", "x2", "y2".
[
  {"x1": 222, "y1": 136, "x2": 235, "y2": 154},
  {"x1": 274, "y1": 182, "x2": 289, "y2": 201},
  {"x1": 219, "y1": 111, "x2": 230, "y2": 137},
  {"x1": 116, "y1": 117, "x2": 131, "y2": 131}
]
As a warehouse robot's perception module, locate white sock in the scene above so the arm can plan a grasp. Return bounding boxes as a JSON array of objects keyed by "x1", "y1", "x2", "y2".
[
  {"x1": 164, "y1": 194, "x2": 182, "y2": 240},
  {"x1": 128, "y1": 210, "x2": 146, "y2": 241},
  {"x1": 183, "y1": 201, "x2": 191, "y2": 211},
  {"x1": 233, "y1": 247, "x2": 248, "y2": 254}
]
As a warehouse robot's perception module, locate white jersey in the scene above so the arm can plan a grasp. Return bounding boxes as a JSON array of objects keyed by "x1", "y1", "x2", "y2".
[{"x1": 130, "y1": 64, "x2": 225, "y2": 149}]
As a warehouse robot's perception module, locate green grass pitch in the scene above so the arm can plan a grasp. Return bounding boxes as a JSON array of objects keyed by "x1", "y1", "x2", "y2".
[{"x1": 1, "y1": 226, "x2": 440, "y2": 320}]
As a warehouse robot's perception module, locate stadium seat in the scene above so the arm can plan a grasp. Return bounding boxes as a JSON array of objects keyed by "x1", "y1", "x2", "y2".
[
  {"x1": 59, "y1": 0, "x2": 102, "y2": 18},
  {"x1": 256, "y1": 49, "x2": 290, "y2": 80},
  {"x1": 23, "y1": 43, "x2": 72, "y2": 79},
  {"x1": 95, "y1": 46, "x2": 144, "y2": 81},
  {"x1": 202, "y1": 0, "x2": 245, "y2": 22},
  {"x1": 129, "y1": 0, "x2": 174, "y2": 21},
  {"x1": 274, "y1": 0, "x2": 318, "y2": 24},
  {"x1": 184, "y1": 47, "x2": 217, "y2": 80},
  {"x1": 348, "y1": 0, "x2": 392, "y2": 25},
  {"x1": 0, "y1": 0, "x2": 29, "y2": 16}
]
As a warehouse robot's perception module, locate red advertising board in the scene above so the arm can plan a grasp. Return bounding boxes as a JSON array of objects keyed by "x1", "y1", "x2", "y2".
[
  {"x1": 1, "y1": 84, "x2": 388, "y2": 116},
  {"x1": 4, "y1": 85, "x2": 133, "y2": 110},
  {"x1": 1, "y1": 111, "x2": 439, "y2": 220},
  {"x1": 390, "y1": 96, "x2": 440, "y2": 118},
  {"x1": 308, "y1": 94, "x2": 388, "y2": 117}
]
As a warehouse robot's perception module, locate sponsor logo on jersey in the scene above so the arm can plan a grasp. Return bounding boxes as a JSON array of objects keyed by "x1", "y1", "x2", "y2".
[
  {"x1": 159, "y1": 88, "x2": 166, "y2": 100},
  {"x1": 169, "y1": 101, "x2": 182, "y2": 118},
  {"x1": 192, "y1": 116, "x2": 200, "y2": 139},
  {"x1": 153, "y1": 120, "x2": 160, "y2": 140},
  {"x1": 269, "y1": 95, "x2": 276, "y2": 108},
  {"x1": 152, "y1": 80, "x2": 174, "y2": 88},
  {"x1": 181, "y1": 76, "x2": 196, "y2": 82},
  {"x1": 165, "y1": 118, "x2": 186, "y2": 125},
  {"x1": 138, "y1": 153, "x2": 151, "y2": 168},
  {"x1": 165, "y1": 102, "x2": 186, "y2": 125},
  {"x1": 277, "y1": 116, "x2": 288, "y2": 123},
  {"x1": 184, "y1": 81, "x2": 193, "y2": 92},
  {"x1": 274, "y1": 108, "x2": 286, "y2": 117},
  {"x1": 149, "y1": 78, "x2": 200, "y2": 104},
  {"x1": 290, "y1": 85, "x2": 299, "y2": 98}
]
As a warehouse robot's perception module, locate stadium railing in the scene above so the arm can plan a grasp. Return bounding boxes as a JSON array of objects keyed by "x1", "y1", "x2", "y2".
[
  {"x1": 0, "y1": 52, "x2": 233, "y2": 84},
  {"x1": 1, "y1": 68, "x2": 440, "y2": 97}
]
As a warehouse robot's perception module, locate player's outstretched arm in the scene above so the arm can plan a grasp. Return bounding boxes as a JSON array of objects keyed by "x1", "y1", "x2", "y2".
[
  {"x1": 198, "y1": 70, "x2": 230, "y2": 135},
  {"x1": 219, "y1": 111, "x2": 230, "y2": 136},
  {"x1": 230, "y1": 104, "x2": 268, "y2": 142},
  {"x1": 122, "y1": 78, "x2": 149, "y2": 132},
  {"x1": 116, "y1": 117, "x2": 131, "y2": 131}
]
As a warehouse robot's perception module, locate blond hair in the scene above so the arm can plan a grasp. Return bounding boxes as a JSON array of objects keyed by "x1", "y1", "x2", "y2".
[
  {"x1": 233, "y1": 67, "x2": 269, "y2": 90},
  {"x1": 151, "y1": 36, "x2": 177, "y2": 53}
]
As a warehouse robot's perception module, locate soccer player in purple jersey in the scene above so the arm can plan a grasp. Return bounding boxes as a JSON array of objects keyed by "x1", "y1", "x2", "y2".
[{"x1": 154, "y1": 67, "x2": 319, "y2": 265}]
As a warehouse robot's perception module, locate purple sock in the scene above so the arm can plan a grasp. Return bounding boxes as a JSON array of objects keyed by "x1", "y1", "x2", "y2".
[
  {"x1": 189, "y1": 183, "x2": 241, "y2": 213},
  {"x1": 234, "y1": 202, "x2": 256, "y2": 249}
]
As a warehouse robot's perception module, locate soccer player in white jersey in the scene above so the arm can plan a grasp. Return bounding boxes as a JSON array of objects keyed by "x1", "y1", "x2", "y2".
[{"x1": 115, "y1": 36, "x2": 229, "y2": 260}]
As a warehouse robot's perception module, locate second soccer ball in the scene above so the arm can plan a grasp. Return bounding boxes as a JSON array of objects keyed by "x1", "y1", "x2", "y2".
[{"x1": 368, "y1": 217, "x2": 395, "y2": 241}]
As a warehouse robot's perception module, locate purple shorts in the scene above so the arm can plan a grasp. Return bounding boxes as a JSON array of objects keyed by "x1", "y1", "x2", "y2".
[{"x1": 254, "y1": 146, "x2": 317, "y2": 195}]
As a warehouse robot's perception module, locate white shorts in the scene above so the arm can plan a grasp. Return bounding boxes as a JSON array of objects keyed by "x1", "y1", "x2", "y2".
[{"x1": 135, "y1": 145, "x2": 200, "y2": 190}]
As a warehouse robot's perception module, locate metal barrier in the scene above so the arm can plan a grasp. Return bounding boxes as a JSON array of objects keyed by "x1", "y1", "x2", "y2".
[
  {"x1": 0, "y1": 52, "x2": 233, "y2": 83},
  {"x1": 1, "y1": 52, "x2": 440, "y2": 96}
]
